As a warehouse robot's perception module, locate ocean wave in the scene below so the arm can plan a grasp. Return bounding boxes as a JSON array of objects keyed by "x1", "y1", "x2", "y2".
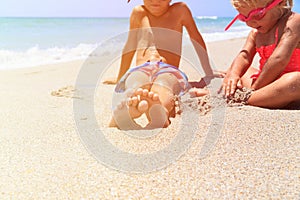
[
  {"x1": 203, "y1": 30, "x2": 250, "y2": 42},
  {"x1": 182, "y1": 27, "x2": 250, "y2": 44},
  {"x1": 0, "y1": 29, "x2": 251, "y2": 70},
  {"x1": 0, "y1": 43, "x2": 98, "y2": 70},
  {"x1": 196, "y1": 16, "x2": 218, "y2": 20}
]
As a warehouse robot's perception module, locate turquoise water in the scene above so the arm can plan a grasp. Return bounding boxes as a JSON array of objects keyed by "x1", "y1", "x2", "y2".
[
  {"x1": 0, "y1": 17, "x2": 129, "y2": 50},
  {"x1": 0, "y1": 17, "x2": 250, "y2": 69}
]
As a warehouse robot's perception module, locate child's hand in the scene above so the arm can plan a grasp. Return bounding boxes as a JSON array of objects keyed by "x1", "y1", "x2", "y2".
[
  {"x1": 219, "y1": 73, "x2": 242, "y2": 97},
  {"x1": 103, "y1": 78, "x2": 118, "y2": 85}
]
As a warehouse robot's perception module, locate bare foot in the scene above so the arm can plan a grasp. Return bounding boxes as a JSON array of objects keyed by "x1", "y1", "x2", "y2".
[
  {"x1": 109, "y1": 88, "x2": 170, "y2": 129},
  {"x1": 127, "y1": 95, "x2": 148, "y2": 118},
  {"x1": 189, "y1": 88, "x2": 209, "y2": 98},
  {"x1": 135, "y1": 88, "x2": 170, "y2": 128},
  {"x1": 109, "y1": 95, "x2": 145, "y2": 129}
]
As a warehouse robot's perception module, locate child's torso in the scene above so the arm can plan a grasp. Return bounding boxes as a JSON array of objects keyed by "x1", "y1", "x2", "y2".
[
  {"x1": 135, "y1": 4, "x2": 184, "y2": 67},
  {"x1": 256, "y1": 22, "x2": 300, "y2": 73}
]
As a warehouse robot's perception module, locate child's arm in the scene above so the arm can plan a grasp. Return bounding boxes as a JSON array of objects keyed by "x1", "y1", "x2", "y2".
[
  {"x1": 223, "y1": 30, "x2": 257, "y2": 96},
  {"x1": 252, "y1": 14, "x2": 300, "y2": 90},
  {"x1": 115, "y1": 37, "x2": 137, "y2": 83},
  {"x1": 103, "y1": 8, "x2": 140, "y2": 84},
  {"x1": 180, "y1": 3, "x2": 214, "y2": 77}
]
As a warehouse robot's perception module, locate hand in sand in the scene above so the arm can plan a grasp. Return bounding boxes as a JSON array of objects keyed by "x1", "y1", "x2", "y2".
[{"x1": 220, "y1": 72, "x2": 243, "y2": 97}]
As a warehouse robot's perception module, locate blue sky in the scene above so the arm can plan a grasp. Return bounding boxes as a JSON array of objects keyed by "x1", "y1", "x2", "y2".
[{"x1": 1, "y1": 0, "x2": 299, "y2": 17}]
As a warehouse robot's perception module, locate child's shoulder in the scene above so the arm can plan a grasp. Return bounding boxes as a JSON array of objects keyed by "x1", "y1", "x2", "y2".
[
  {"x1": 289, "y1": 12, "x2": 300, "y2": 22},
  {"x1": 130, "y1": 2, "x2": 191, "y2": 17},
  {"x1": 170, "y1": 2, "x2": 190, "y2": 10},
  {"x1": 130, "y1": 5, "x2": 148, "y2": 20},
  {"x1": 287, "y1": 12, "x2": 300, "y2": 32},
  {"x1": 291, "y1": 12, "x2": 300, "y2": 18},
  {"x1": 288, "y1": 12, "x2": 300, "y2": 23},
  {"x1": 168, "y1": 2, "x2": 192, "y2": 16},
  {"x1": 131, "y1": 5, "x2": 146, "y2": 14}
]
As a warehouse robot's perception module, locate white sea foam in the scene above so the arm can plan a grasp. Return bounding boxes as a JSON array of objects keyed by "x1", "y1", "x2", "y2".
[
  {"x1": 0, "y1": 43, "x2": 98, "y2": 70},
  {"x1": 196, "y1": 16, "x2": 218, "y2": 20},
  {"x1": 203, "y1": 30, "x2": 250, "y2": 42},
  {"x1": 0, "y1": 29, "x2": 250, "y2": 70},
  {"x1": 0, "y1": 17, "x2": 251, "y2": 70}
]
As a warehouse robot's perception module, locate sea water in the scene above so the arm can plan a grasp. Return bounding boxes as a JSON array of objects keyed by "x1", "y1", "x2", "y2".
[{"x1": 0, "y1": 17, "x2": 250, "y2": 70}]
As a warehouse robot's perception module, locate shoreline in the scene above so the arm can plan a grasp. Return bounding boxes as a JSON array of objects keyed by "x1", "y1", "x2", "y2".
[
  {"x1": 0, "y1": 37, "x2": 299, "y2": 199},
  {"x1": 0, "y1": 36, "x2": 249, "y2": 71}
]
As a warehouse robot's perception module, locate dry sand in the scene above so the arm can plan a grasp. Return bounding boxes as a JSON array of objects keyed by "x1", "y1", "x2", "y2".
[{"x1": 0, "y1": 38, "x2": 299, "y2": 199}]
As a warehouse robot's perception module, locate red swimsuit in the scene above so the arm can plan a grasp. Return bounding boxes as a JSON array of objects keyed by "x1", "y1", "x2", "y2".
[{"x1": 251, "y1": 28, "x2": 300, "y2": 79}]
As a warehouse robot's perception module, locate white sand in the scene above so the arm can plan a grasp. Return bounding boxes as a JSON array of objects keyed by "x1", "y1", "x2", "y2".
[{"x1": 0, "y1": 38, "x2": 299, "y2": 199}]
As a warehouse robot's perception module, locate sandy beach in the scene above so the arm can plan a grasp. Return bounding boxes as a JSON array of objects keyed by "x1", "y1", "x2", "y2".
[{"x1": 0, "y1": 37, "x2": 299, "y2": 199}]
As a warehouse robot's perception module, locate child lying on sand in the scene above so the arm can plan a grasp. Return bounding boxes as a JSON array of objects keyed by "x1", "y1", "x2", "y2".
[{"x1": 104, "y1": 0, "x2": 222, "y2": 129}]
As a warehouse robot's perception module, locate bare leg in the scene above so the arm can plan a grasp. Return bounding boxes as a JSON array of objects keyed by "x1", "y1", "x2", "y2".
[
  {"x1": 124, "y1": 71, "x2": 151, "y2": 91},
  {"x1": 151, "y1": 73, "x2": 181, "y2": 119},
  {"x1": 240, "y1": 67, "x2": 259, "y2": 88},
  {"x1": 247, "y1": 72, "x2": 300, "y2": 108}
]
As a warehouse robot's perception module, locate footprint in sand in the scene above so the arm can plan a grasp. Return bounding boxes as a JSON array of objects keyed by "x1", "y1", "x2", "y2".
[{"x1": 51, "y1": 85, "x2": 81, "y2": 99}]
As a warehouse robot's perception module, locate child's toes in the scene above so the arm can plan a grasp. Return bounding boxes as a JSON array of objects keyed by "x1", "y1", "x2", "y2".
[
  {"x1": 134, "y1": 88, "x2": 144, "y2": 96},
  {"x1": 152, "y1": 93, "x2": 159, "y2": 101},
  {"x1": 141, "y1": 89, "x2": 149, "y2": 97},
  {"x1": 138, "y1": 100, "x2": 149, "y2": 113},
  {"x1": 148, "y1": 91, "x2": 154, "y2": 98},
  {"x1": 130, "y1": 96, "x2": 139, "y2": 107}
]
